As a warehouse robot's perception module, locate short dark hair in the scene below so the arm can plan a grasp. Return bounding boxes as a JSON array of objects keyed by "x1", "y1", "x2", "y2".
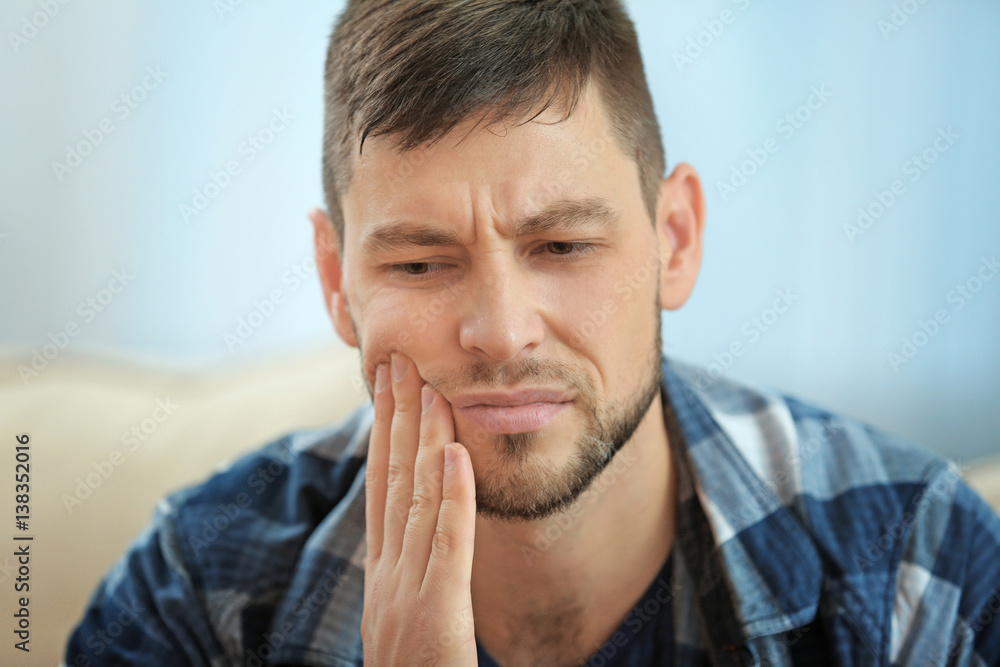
[{"x1": 322, "y1": 0, "x2": 666, "y2": 252}]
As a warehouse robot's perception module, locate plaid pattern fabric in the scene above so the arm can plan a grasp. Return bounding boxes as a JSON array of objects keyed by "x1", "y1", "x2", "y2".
[{"x1": 65, "y1": 355, "x2": 1000, "y2": 666}]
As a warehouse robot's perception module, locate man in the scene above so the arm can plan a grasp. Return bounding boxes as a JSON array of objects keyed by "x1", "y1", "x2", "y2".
[{"x1": 67, "y1": 0, "x2": 1000, "y2": 665}]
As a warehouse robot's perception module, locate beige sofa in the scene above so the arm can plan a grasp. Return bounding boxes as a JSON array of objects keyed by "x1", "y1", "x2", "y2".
[{"x1": 0, "y1": 343, "x2": 997, "y2": 666}]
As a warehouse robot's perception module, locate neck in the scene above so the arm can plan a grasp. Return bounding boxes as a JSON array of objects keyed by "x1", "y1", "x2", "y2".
[{"x1": 470, "y1": 391, "x2": 677, "y2": 664}]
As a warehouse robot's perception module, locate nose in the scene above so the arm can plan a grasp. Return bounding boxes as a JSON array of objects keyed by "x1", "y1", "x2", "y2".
[{"x1": 458, "y1": 260, "x2": 545, "y2": 363}]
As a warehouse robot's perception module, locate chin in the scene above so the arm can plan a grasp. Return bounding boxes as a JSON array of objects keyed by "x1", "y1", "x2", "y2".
[{"x1": 454, "y1": 412, "x2": 581, "y2": 467}]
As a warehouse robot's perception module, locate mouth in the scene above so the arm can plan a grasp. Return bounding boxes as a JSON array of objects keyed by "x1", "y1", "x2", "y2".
[
  {"x1": 454, "y1": 401, "x2": 571, "y2": 434},
  {"x1": 448, "y1": 387, "x2": 575, "y2": 434}
]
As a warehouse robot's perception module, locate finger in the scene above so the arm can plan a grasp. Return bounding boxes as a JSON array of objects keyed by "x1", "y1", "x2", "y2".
[
  {"x1": 364, "y1": 362, "x2": 392, "y2": 568},
  {"x1": 422, "y1": 442, "x2": 477, "y2": 602},
  {"x1": 399, "y1": 385, "x2": 455, "y2": 580},
  {"x1": 382, "y1": 352, "x2": 424, "y2": 563}
]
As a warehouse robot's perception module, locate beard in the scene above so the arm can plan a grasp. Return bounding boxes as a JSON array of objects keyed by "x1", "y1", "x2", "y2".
[
  {"x1": 353, "y1": 277, "x2": 664, "y2": 524},
  {"x1": 456, "y1": 323, "x2": 663, "y2": 523}
]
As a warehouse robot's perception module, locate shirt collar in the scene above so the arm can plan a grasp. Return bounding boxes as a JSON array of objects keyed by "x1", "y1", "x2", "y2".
[{"x1": 661, "y1": 355, "x2": 824, "y2": 650}]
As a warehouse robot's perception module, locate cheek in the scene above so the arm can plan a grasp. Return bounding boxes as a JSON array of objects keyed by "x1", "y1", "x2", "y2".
[
  {"x1": 354, "y1": 291, "x2": 456, "y2": 386},
  {"x1": 555, "y1": 263, "x2": 633, "y2": 349},
  {"x1": 558, "y1": 251, "x2": 660, "y2": 384},
  {"x1": 356, "y1": 310, "x2": 417, "y2": 379}
]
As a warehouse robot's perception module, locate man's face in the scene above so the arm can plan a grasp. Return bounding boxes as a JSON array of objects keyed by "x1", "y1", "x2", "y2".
[{"x1": 333, "y1": 83, "x2": 673, "y2": 522}]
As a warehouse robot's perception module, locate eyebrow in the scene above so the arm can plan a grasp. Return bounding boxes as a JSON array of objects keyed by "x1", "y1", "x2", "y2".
[{"x1": 359, "y1": 196, "x2": 620, "y2": 254}]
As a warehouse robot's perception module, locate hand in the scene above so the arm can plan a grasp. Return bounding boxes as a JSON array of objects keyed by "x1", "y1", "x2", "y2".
[{"x1": 362, "y1": 352, "x2": 479, "y2": 666}]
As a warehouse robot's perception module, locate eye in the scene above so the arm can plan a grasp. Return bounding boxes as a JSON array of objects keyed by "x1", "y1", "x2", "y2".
[
  {"x1": 399, "y1": 263, "x2": 430, "y2": 275},
  {"x1": 387, "y1": 261, "x2": 450, "y2": 278},
  {"x1": 538, "y1": 242, "x2": 597, "y2": 257}
]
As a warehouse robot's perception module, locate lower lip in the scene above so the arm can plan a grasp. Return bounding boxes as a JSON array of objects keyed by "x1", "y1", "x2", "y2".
[{"x1": 456, "y1": 402, "x2": 570, "y2": 434}]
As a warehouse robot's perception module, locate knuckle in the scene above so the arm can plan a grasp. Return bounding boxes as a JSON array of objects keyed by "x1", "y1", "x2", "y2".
[
  {"x1": 407, "y1": 488, "x2": 435, "y2": 521},
  {"x1": 382, "y1": 492, "x2": 411, "y2": 525},
  {"x1": 385, "y1": 458, "x2": 409, "y2": 487},
  {"x1": 431, "y1": 528, "x2": 459, "y2": 558},
  {"x1": 393, "y1": 393, "x2": 417, "y2": 414},
  {"x1": 364, "y1": 462, "x2": 379, "y2": 488},
  {"x1": 392, "y1": 502, "x2": 412, "y2": 525}
]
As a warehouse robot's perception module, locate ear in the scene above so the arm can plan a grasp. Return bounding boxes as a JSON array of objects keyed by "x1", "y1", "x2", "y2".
[
  {"x1": 655, "y1": 162, "x2": 706, "y2": 311},
  {"x1": 310, "y1": 208, "x2": 359, "y2": 348}
]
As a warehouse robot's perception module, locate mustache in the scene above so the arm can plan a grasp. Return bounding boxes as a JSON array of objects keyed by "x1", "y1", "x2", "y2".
[{"x1": 424, "y1": 357, "x2": 593, "y2": 398}]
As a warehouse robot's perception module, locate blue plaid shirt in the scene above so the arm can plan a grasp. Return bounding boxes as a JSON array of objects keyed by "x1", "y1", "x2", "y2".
[{"x1": 66, "y1": 355, "x2": 1000, "y2": 666}]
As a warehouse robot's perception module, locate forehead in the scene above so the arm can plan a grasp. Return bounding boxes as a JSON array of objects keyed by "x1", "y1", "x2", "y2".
[{"x1": 340, "y1": 83, "x2": 636, "y2": 238}]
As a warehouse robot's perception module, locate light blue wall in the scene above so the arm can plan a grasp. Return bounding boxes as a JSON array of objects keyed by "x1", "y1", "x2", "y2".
[{"x1": 2, "y1": 1, "x2": 998, "y2": 461}]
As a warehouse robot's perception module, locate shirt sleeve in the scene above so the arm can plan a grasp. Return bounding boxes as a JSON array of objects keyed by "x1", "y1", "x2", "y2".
[
  {"x1": 890, "y1": 464, "x2": 1000, "y2": 666},
  {"x1": 64, "y1": 501, "x2": 225, "y2": 667}
]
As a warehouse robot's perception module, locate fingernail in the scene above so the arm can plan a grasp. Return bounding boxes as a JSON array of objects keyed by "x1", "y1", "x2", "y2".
[
  {"x1": 444, "y1": 444, "x2": 458, "y2": 470},
  {"x1": 421, "y1": 385, "x2": 434, "y2": 413},
  {"x1": 391, "y1": 354, "x2": 408, "y2": 382},
  {"x1": 375, "y1": 364, "x2": 389, "y2": 393}
]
